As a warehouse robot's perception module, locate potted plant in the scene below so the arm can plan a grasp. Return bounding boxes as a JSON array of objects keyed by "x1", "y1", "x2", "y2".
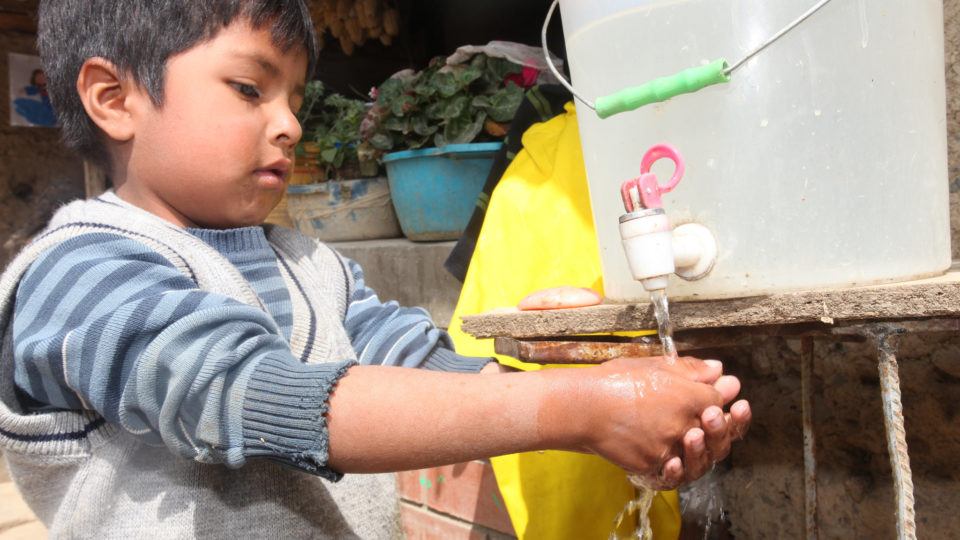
[
  {"x1": 281, "y1": 80, "x2": 402, "y2": 242},
  {"x1": 290, "y1": 81, "x2": 377, "y2": 183},
  {"x1": 360, "y1": 53, "x2": 528, "y2": 241}
]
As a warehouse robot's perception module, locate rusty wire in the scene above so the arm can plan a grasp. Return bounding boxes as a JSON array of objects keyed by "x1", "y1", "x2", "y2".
[
  {"x1": 865, "y1": 325, "x2": 917, "y2": 540},
  {"x1": 800, "y1": 338, "x2": 818, "y2": 540}
]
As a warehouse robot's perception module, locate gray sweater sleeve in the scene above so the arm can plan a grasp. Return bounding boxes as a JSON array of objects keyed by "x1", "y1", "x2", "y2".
[
  {"x1": 340, "y1": 257, "x2": 492, "y2": 372},
  {"x1": 12, "y1": 233, "x2": 351, "y2": 479}
]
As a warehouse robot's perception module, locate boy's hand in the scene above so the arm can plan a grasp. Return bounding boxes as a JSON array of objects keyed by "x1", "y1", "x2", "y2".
[
  {"x1": 550, "y1": 356, "x2": 749, "y2": 488},
  {"x1": 665, "y1": 372, "x2": 751, "y2": 489}
]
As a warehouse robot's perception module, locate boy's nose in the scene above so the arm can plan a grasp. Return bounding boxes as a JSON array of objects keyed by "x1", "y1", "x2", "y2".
[{"x1": 270, "y1": 105, "x2": 302, "y2": 149}]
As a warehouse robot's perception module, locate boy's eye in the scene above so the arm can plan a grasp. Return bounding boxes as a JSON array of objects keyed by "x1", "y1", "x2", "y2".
[{"x1": 231, "y1": 82, "x2": 261, "y2": 99}]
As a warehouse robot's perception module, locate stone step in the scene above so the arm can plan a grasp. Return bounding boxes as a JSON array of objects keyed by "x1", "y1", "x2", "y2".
[
  {"x1": 330, "y1": 239, "x2": 463, "y2": 328},
  {"x1": 0, "y1": 482, "x2": 43, "y2": 538}
]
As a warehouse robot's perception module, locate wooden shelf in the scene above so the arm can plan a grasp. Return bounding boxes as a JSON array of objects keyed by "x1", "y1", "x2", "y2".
[{"x1": 461, "y1": 263, "x2": 960, "y2": 339}]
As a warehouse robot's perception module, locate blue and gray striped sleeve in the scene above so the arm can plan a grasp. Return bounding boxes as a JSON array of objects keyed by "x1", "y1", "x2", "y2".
[
  {"x1": 341, "y1": 258, "x2": 491, "y2": 372},
  {"x1": 12, "y1": 233, "x2": 352, "y2": 478}
]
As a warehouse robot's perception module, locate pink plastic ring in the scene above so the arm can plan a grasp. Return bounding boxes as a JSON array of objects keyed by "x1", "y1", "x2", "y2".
[{"x1": 640, "y1": 143, "x2": 685, "y2": 194}]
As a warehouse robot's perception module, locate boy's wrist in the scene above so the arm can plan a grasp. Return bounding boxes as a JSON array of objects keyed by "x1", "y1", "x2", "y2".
[{"x1": 533, "y1": 368, "x2": 592, "y2": 452}]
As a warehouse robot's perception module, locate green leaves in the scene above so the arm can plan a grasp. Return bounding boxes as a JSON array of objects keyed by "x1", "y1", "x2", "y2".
[
  {"x1": 377, "y1": 77, "x2": 406, "y2": 103},
  {"x1": 470, "y1": 95, "x2": 492, "y2": 109},
  {"x1": 456, "y1": 63, "x2": 484, "y2": 87},
  {"x1": 320, "y1": 148, "x2": 338, "y2": 163},
  {"x1": 486, "y1": 83, "x2": 524, "y2": 122},
  {"x1": 485, "y1": 57, "x2": 522, "y2": 86},
  {"x1": 434, "y1": 71, "x2": 460, "y2": 98},
  {"x1": 414, "y1": 81, "x2": 437, "y2": 97},
  {"x1": 441, "y1": 111, "x2": 486, "y2": 146},
  {"x1": 390, "y1": 93, "x2": 418, "y2": 117},
  {"x1": 440, "y1": 95, "x2": 469, "y2": 119},
  {"x1": 362, "y1": 53, "x2": 529, "y2": 156},
  {"x1": 412, "y1": 116, "x2": 438, "y2": 136},
  {"x1": 297, "y1": 81, "x2": 377, "y2": 178},
  {"x1": 383, "y1": 116, "x2": 408, "y2": 132},
  {"x1": 370, "y1": 133, "x2": 394, "y2": 151},
  {"x1": 296, "y1": 80, "x2": 328, "y2": 141}
]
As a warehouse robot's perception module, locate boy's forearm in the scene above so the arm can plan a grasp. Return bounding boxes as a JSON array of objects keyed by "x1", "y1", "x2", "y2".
[{"x1": 326, "y1": 365, "x2": 582, "y2": 472}]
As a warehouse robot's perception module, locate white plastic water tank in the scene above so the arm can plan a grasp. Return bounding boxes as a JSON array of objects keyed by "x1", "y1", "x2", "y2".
[{"x1": 559, "y1": 0, "x2": 951, "y2": 301}]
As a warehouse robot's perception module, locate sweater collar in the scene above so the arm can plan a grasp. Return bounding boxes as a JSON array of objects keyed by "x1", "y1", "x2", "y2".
[
  {"x1": 95, "y1": 190, "x2": 271, "y2": 255},
  {"x1": 187, "y1": 226, "x2": 271, "y2": 254}
]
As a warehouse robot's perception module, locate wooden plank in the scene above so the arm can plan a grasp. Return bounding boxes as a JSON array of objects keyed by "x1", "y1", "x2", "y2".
[
  {"x1": 0, "y1": 12, "x2": 36, "y2": 33},
  {"x1": 493, "y1": 334, "x2": 743, "y2": 364},
  {"x1": 83, "y1": 160, "x2": 108, "y2": 198},
  {"x1": 461, "y1": 264, "x2": 960, "y2": 339},
  {"x1": 494, "y1": 337, "x2": 664, "y2": 363}
]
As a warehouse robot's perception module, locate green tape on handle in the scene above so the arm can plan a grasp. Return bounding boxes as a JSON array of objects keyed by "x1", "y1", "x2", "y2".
[{"x1": 595, "y1": 58, "x2": 731, "y2": 119}]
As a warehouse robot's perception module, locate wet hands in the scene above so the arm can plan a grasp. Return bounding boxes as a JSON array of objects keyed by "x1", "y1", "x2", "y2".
[
  {"x1": 671, "y1": 371, "x2": 751, "y2": 488},
  {"x1": 573, "y1": 356, "x2": 750, "y2": 490}
]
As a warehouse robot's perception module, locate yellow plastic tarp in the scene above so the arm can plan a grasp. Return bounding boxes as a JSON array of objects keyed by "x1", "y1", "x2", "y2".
[{"x1": 447, "y1": 103, "x2": 680, "y2": 539}]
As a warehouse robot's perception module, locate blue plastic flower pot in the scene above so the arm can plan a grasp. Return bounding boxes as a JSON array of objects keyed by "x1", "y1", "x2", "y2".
[{"x1": 382, "y1": 142, "x2": 502, "y2": 241}]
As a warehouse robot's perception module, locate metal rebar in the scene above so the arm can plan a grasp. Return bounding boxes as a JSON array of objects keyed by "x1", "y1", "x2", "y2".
[
  {"x1": 800, "y1": 338, "x2": 818, "y2": 540},
  {"x1": 875, "y1": 330, "x2": 917, "y2": 540}
]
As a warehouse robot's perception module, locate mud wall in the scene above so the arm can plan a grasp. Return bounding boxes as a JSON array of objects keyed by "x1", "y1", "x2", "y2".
[
  {"x1": 695, "y1": 333, "x2": 959, "y2": 538},
  {"x1": 0, "y1": 1, "x2": 84, "y2": 268}
]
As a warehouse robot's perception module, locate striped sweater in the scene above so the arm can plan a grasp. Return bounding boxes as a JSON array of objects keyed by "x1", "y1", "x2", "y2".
[
  {"x1": 0, "y1": 191, "x2": 488, "y2": 538},
  {"x1": 12, "y1": 227, "x2": 487, "y2": 452}
]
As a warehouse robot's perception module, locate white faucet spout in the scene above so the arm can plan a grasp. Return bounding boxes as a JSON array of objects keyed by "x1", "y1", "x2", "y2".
[
  {"x1": 619, "y1": 210, "x2": 717, "y2": 292},
  {"x1": 672, "y1": 223, "x2": 718, "y2": 281}
]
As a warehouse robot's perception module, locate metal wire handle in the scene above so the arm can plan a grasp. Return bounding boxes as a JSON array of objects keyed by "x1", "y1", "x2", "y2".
[{"x1": 540, "y1": 0, "x2": 838, "y2": 114}]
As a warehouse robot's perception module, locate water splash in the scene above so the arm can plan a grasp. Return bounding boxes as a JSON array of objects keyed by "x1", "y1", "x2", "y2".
[
  {"x1": 614, "y1": 291, "x2": 727, "y2": 538},
  {"x1": 610, "y1": 476, "x2": 655, "y2": 540},
  {"x1": 679, "y1": 471, "x2": 727, "y2": 539},
  {"x1": 608, "y1": 289, "x2": 684, "y2": 539},
  {"x1": 650, "y1": 289, "x2": 678, "y2": 363}
]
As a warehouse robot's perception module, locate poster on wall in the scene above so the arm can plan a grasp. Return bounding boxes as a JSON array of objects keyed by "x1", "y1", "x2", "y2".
[{"x1": 8, "y1": 52, "x2": 57, "y2": 127}]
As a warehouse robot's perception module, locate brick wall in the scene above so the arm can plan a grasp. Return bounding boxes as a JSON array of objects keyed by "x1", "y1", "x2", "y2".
[{"x1": 397, "y1": 460, "x2": 517, "y2": 539}]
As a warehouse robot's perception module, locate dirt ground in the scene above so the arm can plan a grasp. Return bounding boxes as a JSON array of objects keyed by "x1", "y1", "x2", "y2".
[{"x1": 0, "y1": 458, "x2": 44, "y2": 539}]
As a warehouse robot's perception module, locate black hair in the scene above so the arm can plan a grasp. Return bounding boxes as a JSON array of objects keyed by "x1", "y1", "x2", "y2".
[
  {"x1": 29, "y1": 69, "x2": 45, "y2": 87},
  {"x1": 37, "y1": 0, "x2": 319, "y2": 168}
]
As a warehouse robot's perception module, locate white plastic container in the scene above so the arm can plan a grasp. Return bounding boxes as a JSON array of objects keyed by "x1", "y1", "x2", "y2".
[{"x1": 559, "y1": 0, "x2": 950, "y2": 301}]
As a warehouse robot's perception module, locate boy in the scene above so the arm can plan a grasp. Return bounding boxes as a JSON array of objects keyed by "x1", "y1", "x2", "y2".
[{"x1": 0, "y1": 1, "x2": 750, "y2": 538}]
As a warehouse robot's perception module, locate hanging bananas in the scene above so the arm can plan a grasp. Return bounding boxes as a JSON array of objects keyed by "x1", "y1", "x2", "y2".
[{"x1": 308, "y1": 0, "x2": 401, "y2": 56}]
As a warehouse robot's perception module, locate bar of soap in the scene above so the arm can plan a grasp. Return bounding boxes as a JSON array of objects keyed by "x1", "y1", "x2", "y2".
[{"x1": 517, "y1": 287, "x2": 602, "y2": 311}]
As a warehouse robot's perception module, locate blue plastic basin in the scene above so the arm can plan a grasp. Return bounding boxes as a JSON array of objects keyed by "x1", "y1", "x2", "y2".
[{"x1": 382, "y1": 142, "x2": 501, "y2": 241}]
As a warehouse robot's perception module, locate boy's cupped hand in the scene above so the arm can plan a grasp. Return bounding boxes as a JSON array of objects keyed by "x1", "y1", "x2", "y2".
[{"x1": 552, "y1": 356, "x2": 750, "y2": 489}]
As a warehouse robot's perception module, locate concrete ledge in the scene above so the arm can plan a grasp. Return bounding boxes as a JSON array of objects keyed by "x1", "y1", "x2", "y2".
[
  {"x1": 330, "y1": 239, "x2": 463, "y2": 328},
  {"x1": 462, "y1": 263, "x2": 960, "y2": 338}
]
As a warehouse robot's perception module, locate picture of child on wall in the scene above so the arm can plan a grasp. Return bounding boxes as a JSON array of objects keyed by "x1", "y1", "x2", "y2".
[{"x1": 8, "y1": 52, "x2": 57, "y2": 127}]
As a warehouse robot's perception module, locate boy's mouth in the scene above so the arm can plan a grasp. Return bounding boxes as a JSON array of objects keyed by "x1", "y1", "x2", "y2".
[{"x1": 255, "y1": 159, "x2": 291, "y2": 189}]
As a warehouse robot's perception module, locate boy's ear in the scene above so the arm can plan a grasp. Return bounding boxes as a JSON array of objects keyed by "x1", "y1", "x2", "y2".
[{"x1": 76, "y1": 57, "x2": 145, "y2": 142}]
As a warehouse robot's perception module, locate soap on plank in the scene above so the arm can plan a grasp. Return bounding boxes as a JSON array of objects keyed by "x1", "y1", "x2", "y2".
[{"x1": 517, "y1": 287, "x2": 602, "y2": 311}]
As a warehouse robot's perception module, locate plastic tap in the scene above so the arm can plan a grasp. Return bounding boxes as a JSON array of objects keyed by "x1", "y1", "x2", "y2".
[
  {"x1": 618, "y1": 144, "x2": 717, "y2": 291},
  {"x1": 620, "y1": 144, "x2": 685, "y2": 212}
]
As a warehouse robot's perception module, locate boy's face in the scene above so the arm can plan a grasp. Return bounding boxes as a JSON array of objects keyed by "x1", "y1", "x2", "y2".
[{"x1": 120, "y1": 20, "x2": 307, "y2": 229}]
